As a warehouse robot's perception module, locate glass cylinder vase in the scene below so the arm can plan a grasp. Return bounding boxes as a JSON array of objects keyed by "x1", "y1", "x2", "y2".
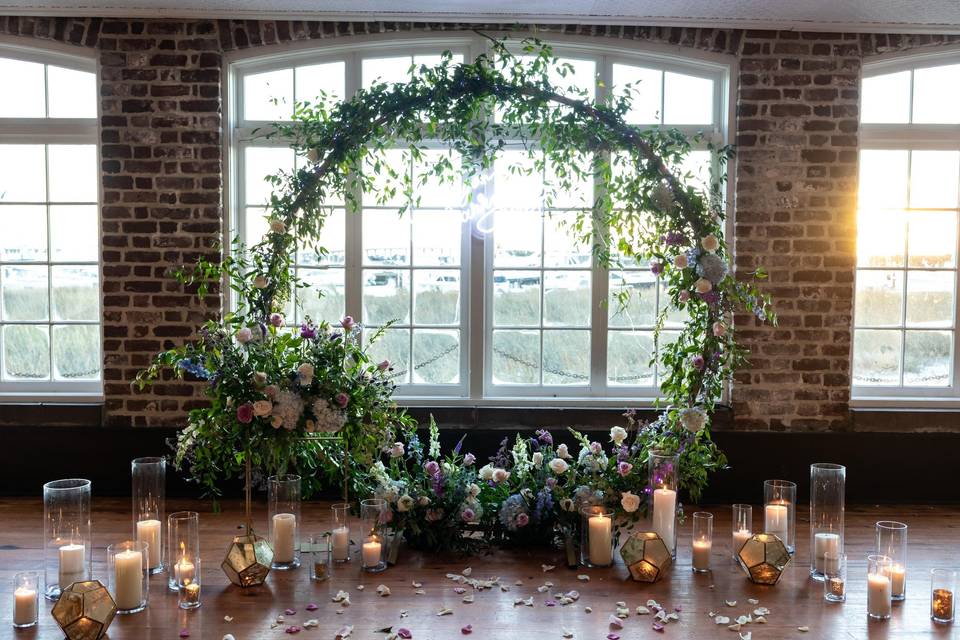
[
  {"x1": 167, "y1": 511, "x2": 199, "y2": 592},
  {"x1": 132, "y1": 457, "x2": 165, "y2": 575},
  {"x1": 43, "y1": 478, "x2": 92, "y2": 600},
  {"x1": 308, "y1": 533, "x2": 332, "y2": 582},
  {"x1": 649, "y1": 451, "x2": 679, "y2": 558},
  {"x1": 360, "y1": 499, "x2": 387, "y2": 573},
  {"x1": 931, "y1": 568, "x2": 957, "y2": 624},
  {"x1": 867, "y1": 554, "x2": 893, "y2": 620},
  {"x1": 692, "y1": 512, "x2": 713, "y2": 573},
  {"x1": 823, "y1": 552, "x2": 847, "y2": 603},
  {"x1": 810, "y1": 463, "x2": 845, "y2": 580},
  {"x1": 876, "y1": 521, "x2": 907, "y2": 600},
  {"x1": 579, "y1": 506, "x2": 614, "y2": 568},
  {"x1": 331, "y1": 503, "x2": 352, "y2": 563},
  {"x1": 268, "y1": 474, "x2": 301, "y2": 570},
  {"x1": 731, "y1": 503, "x2": 752, "y2": 561},
  {"x1": 13, "y1": 571, "x2": 39, "y2": 628},
  {"x1": 177, "y1": 558, "x2": 201, "y2": 610},
  {"x1": 763, "y1": 479, "x2": 796, "y2": 554},
  {"x1": 108, "y1": 540, "x2": 149, "y2": 614}
]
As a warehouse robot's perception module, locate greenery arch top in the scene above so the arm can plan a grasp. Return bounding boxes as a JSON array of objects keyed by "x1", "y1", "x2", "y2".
[{"x1": 140, "y1": 37, "x2": 775, "y2": 504}]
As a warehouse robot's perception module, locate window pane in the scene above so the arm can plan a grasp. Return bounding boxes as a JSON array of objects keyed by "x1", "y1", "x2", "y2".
[
  {"x1": 493, "y1": 271, "x2": 540, "y2": 326},
  {"x1": 244, "y1": 207, "x2": 269, "y2": 245},
  {"x1": 903, "y1": 330, "x2": 951, "y2": 386},
  {"x1": 543, "y1": 270, "x2": 590, "y2": 327},
  {"x1": 853, "y1": 329, "x2": 901, "y2": 385},
  {"x1": 854, "y1": 270, "x2": 903, "y2": 327},
  {"x1": 494, "y1": 209, "x2": 541, "y2": 268},
  {"x1": 493, "y1": 150, "x2": 542, "y2": 213},
  {"x1": 675, "y1": 150, "x2": 713, "y2": 195},
  {"x1": 243, "y1": 68, "x2": 293, "y2": 121},
  {"x1": 909, "y1": 150, "x2": 960, "y2": 209},
  {"x1": 3, "y1": 324, "x2": 49, "y2": 379},
  {"x1": 363, "y1": 268, "x2": 409, "y2": 325},
  {"x1": 549, "y1": 58, "x2": 596, "y2": 99},
  {"x1": 612, "y1": 64, "x2": 661, "y2": 125},
  {"x1": 543, "y1": 329, "x2": 589, "y2": 385},
  {"x1": 0, "y1": 58, "x2": 44, "y2": 117},
  {"x1": 362, "y1": 56, "x2": 411, "y2": 89},
  {"x1": 0, "y1": 144, "x2": 45, "y2": 202},
  {"x1": 608, "y1": 330, "x2": 655, "y2": 386},
  {"x1": 609, "y1": 271, "x2": 656, "y2": 327},
  {"x1": 908, "y1": 212, "x2": 956, "y2": 268},
  {"x1": 2, "y1": 265, "x2": 48, "y2": 321},
  {"x1": 663, "y1": 72, "x2": 713, "y2": 125},
  {"x1": 861, "y1": 71, "x2": 910, "y2": 124},
  {"x1": 412, "y1": 329, "x2": 459, "y2": 384},
  {"x1": 0, "y1": 205, "x2": 47, "y2": 262},
  {"x1": 857, "y1": 210, "x2": 905, "y2": 268},
  {"x1": 544, "y1": 156, "x2": 593, "y2": 209},
  {"x1": 492, "y1": 329, "x2": 539, "y2": 384},
  {"x1": 363, "y1": 209, "x2": 410, "y2": 266},
  {"x1": 50, "y1": 205, "x2": 98, "y2": 262},
  {"x1": 660, "y1": 282, "x2": 687, "y2": 328},
  {"x1": 364, "y1": 149, "x2": 409, "y2": 208},
  {"x1": 366, "y1": 328, "x2": 410, "y2": 384},
  {"x1": 295, "y1": 61, "x2": 345, "y2": 109},
  {"x1": 47, "y1": 66, "x2": 96, "y2": 118},
  {"x1": 244, "y1": 146, "x2": 295, "y2": 206},
  {"x1": 52, "y1": 266, "x2": 98, "y2": 321},
  {"x1": 53, "y1": 324, "x2": 100, "y2": 380},
  {"x1": 413, "y1": 150, "x2": 464, "y2": 208},
  {"x1": 297, "y1": 268, "x2": 344, "y2": 323},
  {"x1": 48, "y1": 145, "x2": 97, "y2": 202},
  {"x1": 413, "y1": 270, "x2": 459, "y2": 325},
  {"x1": 299, "y1": 209, "x2": 345, "y2": 267},
  {"x1": 544, "y1": 212, "x2": 591, "y2": 268},
  {"x1": 905, "y1": 270, "x2": 954, "y2": 328},
  {"x1": 858, "y1": 150, "x2": 908, "y2": 210},
  {"x1": 412, "y1": 210, "x2": 460, "y2": 266},
  {"x1": 912, "y1": 64, "x2": 960, "y2": 124}
]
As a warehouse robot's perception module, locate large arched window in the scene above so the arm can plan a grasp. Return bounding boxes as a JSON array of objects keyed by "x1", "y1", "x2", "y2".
[
  {"x1": 228, "y1": 34, "x2": 731, "y2": 404},
  {"x1": 0, "y1": 41, "x2": 100, "y2": 400},
  {"x1": 854, "y1": 49, "x2": 960, "y2": 405}
]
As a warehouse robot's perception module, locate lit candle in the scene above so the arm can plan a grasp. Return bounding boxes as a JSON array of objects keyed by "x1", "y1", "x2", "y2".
[
  {"x1": 764, "y1": 503, "x2": 788, "y2": 541},
  {"x1": 932, "y1": 588, "x2": 954, "y2": 621},
  {"x1": 113, "y1": 548, "x2": 144, "y2": 611},
  {"x1": 732, "y1": 528, "x2": 751, "y2": 557},
  {"x1": 814, "y1": 532, "x2": 840, "y2": 573},
  {"x1": 587, "y1": 513, "x2": 613, "y2": 566},
  {"x1": 868, "y1": 572, "x2": 892, "y2": 619},
  {"x1": 272, "y1": 513, "x2": 297, "y2": 563},
  {"x1": 174, "y1": 558, "x2": 195, "y2": 585},
  {"x1": 362, "y1": 537, "x2": 382, "y2": 568},
  {"x1": 888, "y1": 564, "x2": 906, "y2": 597},
  {"x1": 181, "y1": 581, "x2": 200, "y2": 606},
  {"x1": 829, "y1": 577, "x2": 845, "y2": 597},
  {"x1": 136, "y1": 519, "x2": 162, "y2": 569},
  {"x1": 13, "y1": 586, "x2": 37, "y2": 626},
  {"x1": 652, "y1": 488, "x2": 677, "y2": 552},
  {"x1": 332, "y1": 525, "x2": 350, "y2": 561},
  {"x1": 58, "y1": 542, "x2": 85, "y2": 587},
  {"x1": 692, "y1": 539, "x2": 712, "y2": 571}
]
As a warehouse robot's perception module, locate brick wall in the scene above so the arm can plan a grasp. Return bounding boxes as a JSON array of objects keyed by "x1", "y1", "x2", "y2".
[{"x1": 0, "y1": 16, "x2": 957, "y2": 429}]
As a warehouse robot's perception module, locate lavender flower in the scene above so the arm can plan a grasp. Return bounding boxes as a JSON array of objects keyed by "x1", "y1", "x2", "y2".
[{"x1": 536, "y1": 429, "x2": 553, "y2": 445}]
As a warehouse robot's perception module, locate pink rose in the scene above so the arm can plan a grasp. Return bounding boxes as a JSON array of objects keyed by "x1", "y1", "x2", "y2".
[
  {"x1": 236, "y1": 402, "x2": 254, "y2": 424},
  {"x1": 590, "y1": 441, "x2": 602, "y2": 455},
  {"x1": 463, "y1": 453, "x2": 476, "y2": 466},
  {"x1": 516, "y1": 513, "x2": 529, "y2": 527},
  {"x1": 679, "y1": 290, "x2": 690, "y2": 303},
  {"x1": 341, "y1": 315, "x2": 355, "y2": 331},
  {"x1": 617, "y1": 461, "x2": 633, "y2": 477},
  {"x1": 377, "y1": 359, "x2": 390, "y2": 371},
  {"x1": 692, "y1": 355, "x2": 705, "y2": 370},
  {"x1": 270, "y1": 313, "x2": 284, "y2": 327},
  {"x1": 236, "y1": 327, "x2": 252, "y2": 343},
  {"x1": 424, "y1": 461, "x2": 440, "y2": 476},
  {"x1": 335, "y1": 392, "x2": 349, "y2": 408},
  {"x1": 461, "y1": 508, "x2": 475, "y2": 522}
]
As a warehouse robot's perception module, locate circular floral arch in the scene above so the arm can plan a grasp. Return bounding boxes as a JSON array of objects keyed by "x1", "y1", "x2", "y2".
[{"x1": 151, "y1": 37, "x2": 774, "y2": 500}]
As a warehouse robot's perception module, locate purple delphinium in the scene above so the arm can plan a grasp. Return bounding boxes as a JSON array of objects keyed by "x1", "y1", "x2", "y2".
[
  {"x1": 300, "y1": 323, "x2": 316, "y2": 339},
  {"x1": 533, "y1": 487, "x2": 554, "y2": 524},
  {"x1": 535, "y1": 429, "x2": 553, "y2": 445},
  {"x1": 664, "y1": 230, "x2": 686, "y2": 246},
  {"x1": 616, "y1": 445, "x2": 630, "y2": 463}
]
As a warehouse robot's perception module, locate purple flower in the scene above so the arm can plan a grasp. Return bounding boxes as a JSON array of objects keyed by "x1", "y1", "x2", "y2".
[
  {"x1": 424, "y1": 460, "x2": 440, "y2": 476},
  {"x1": 461, "y1": 508, "x2": 475, "y2": 522},
  {"x1": 545, "y1": 477, "x2": 557, "y2": 489},
  {"x1": 377, "y1": 359, "x2": 390, "y2": 371},
  {"x1": 236, "y1": 402, "x2": 254, "y2": 424},
  {"x1": 616, "y1": 445, "x2": 630, "y2": 463},
  {"x1": 335, "y1": 392, "x2": 349, "y2": 408},
  {"x1": 270, "y1": 313, "x2": 284, "y2": 327},
  {"x1": 341, "y1": 315, "x2": 355, "y2": 331},
  {"x1": 590, "y1": 441, "x2": 602, "y2": 455},
  {"x1": 516, "y1": 513, "x2": 529, "y2": 527},
  {"x1": 699, "y1": 290, "x2": 719, "y2": 305},
  {"x1": 463, "y1": 453, "x2": 476, "y2": 466},
  {"x1": 650, "y1": 261, "x2": 664, "y2": 276},
  {"x1": 664, "y1": 230, "x2": 686, "y2": 246},
  {"x1": 691, "y1": 355, "x2": 705, "y2": 371},
  {"x1": 535, "y1": 429, "x2": 553, "y2": 445},
  {"x1": 300, "y1": 323, "x2": 316, "y2": 339},
  {"x1": 617, "y1": 461, "x2": 634, "y2": 477}
]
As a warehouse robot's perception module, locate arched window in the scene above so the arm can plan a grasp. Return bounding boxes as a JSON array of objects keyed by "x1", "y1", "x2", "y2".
[
  {"x1": 228, "y1": 34, "x2": 731, "y2": 403},
  {"x1": 854, "y1": 49, "x2": 960, "y2": 404},
  {"x1": 0, "y1": 41, "x2": 100, "y2": 399}
]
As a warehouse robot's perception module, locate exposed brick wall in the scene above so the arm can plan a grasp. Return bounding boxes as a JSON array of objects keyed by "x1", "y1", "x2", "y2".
[{"x1": 2, "y1": 17, "x2": 960, "y2": 429}]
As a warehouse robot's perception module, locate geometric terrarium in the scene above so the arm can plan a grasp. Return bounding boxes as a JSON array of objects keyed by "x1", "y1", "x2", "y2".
[
  {"x1": 737, "y1": 533, "x2": 791, "y2": 585},
  {"x1": 620, "y1": 531, "x2": 673, "y2": 583},
  {"x1": 221, "y1": 531, "x2": 274, "y2": 587},
  {"x1": 51, "y1": 580, "x2": 117, "y2": 640}
]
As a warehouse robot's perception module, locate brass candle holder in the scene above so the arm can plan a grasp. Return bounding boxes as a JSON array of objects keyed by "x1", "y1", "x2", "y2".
[
  {"x1": 51, "y1": 580, "x2": 117, "y2": 640},
  {"x1": 620, "y1": 531, "x2": 673, "y2": 583},
  {"x1": 737, "y1": 533, "x2": 791, "y2": 585}
]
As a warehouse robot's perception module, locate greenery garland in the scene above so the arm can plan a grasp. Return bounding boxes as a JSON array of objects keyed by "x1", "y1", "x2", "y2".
[{"x1": 139, "y1": 36, "x2": 774, "y2": 503}]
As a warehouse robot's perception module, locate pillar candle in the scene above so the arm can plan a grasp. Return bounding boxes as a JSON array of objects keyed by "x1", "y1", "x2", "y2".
[
  {"x1": 113, "y1": 549, "x2": 144, "y2": 611},
  {"x1": 587, "y1": 513, "x2": 613, "y2": 566},
  {"x1": 732, "y1": 528, "x2": 751, "y2": 557},
  {"x1": 652, "y1": 488, "x2": 677, "y2": 551},
  {"x1": 814, "y1": 532, "x2": 840, "y2": 573},
  {"x1": 58, "y1": 543, "x2": 85, "y2": 587},
  {"x1": 332, "y1": 526, "x2": 350, "y2": 561},
  {"x1": 362, "y1": 538, "x2": 382, "y2": 567},
  {"x1": 764, "y1": 504, "x2": 788, "y2": 540},
  {"x1": 13, "y1": 586, "x2": 37, "y2": 626},
  {"x1": 692, "y1": 540, "x2": 711, "y2": 571},
  {"x1": 888, "y1": 564, "x2": 906, "y2": 596},
  {"x1": 868, "y1": 573, "x2": 892, "y2": 618},
  {"x1": 272, "y1": 513, "x2": 297, "y2": 563},
  {"x1": 136, "y1": 519, "x2": 162, "y2": 569},
  {"x1": 174, "y1": 558, "x2": 195, "y2": 585}
]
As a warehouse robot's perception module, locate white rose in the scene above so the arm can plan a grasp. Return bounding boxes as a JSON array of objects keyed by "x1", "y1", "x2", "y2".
[
  {"x1": 620, "y1": 491, "x2": 641, "y2": 513},
  {"x1": 397, "y1": 495, "x2": 414, "y2": 512},
  {"x1": 609, "y1": 426, "x2": 628, "y2": 446},
  {"x1": 532, "y1": 451, "x2": 544, "y2": 467},
  {"x1": 674, "y1": 253, "x2": 688, "y2": 269},
  {"x1": 442, "y1": 462, "x2": 454, "y2": 475},
  {"x1": 695, "y1": 278, "x2": 712, "y2": 294},
  {"x1": 383, "y1": 486, "x2": 399, "y2": 503},
  {"x1": 548, "y1": 458, "x2": 569, "y2": 475},
  {"x1": 556, "y1": 443, "x2": 571, "y2": 459},
  {"x1": 297, "y1": 363, "x2": 314, "y2": 385},
  {"x1": 701, "y1": 234, "x2": 720, "y2": 253},
  {"x1": 479, "y1": 464, "x2": 495, "y2": 481},
  {"x1": 492, "y1": 468, "x2": 510, "y2": 484},
  {"x1": 253, "y1": 400, "x2": 272, "y2": 417},
  {"x1": 468, "y1": 483, "x2": 481, "y2": 498},
  {"x1": 269, "y1": 219, "x2": 286, "y2": 234},
  {"x1": 253, "y1": 275, "x2": 268, "y2": 289},
  {"x1": 389, "y1": 442, "x2": 404, "y2": 458}
]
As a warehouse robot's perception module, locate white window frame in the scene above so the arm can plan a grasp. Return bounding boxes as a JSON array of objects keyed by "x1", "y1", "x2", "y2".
[
  {"x1": 0, "y1": 37, "x2": 101, "y2": 402},
  {"x1": 225, "y1": 32, "x2": 734, "y2": 407},
  {"x1": 853, "y1": 46, "x2": 960, "y2": 409}
]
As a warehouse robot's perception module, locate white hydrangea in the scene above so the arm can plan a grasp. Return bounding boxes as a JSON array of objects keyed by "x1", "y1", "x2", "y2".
[
  {"x1": 272, "y1": 390, "x2": 303, "y2": 431},
  {"x1": 312, "y1": 398, "x2": 347, "y2": 433},
  {"x1": 679, "y1": 406, "x2": 708, "y2": 432}
]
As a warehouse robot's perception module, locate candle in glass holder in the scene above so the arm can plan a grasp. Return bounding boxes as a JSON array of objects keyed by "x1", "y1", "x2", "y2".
[
  {"x1": 181, "y1": 582, "x2": 200, "y2": 606},
  {"x1": 588, "y1": 512, "x2": 613, "y2": 566},
  {"x1": 830, "y1": 577, "x2": 845, "y2": 597},
  {"x1": 693, "y1": 540, "x2": 711, "y2": 571},
  {"x1": 113, "y1": 548, "x2": 144, "y2": 611},
  {"x1": 732, "y1": 528, "x2": 751, "y2": 554},
  {"x1": 932, "y1": 588, "x2": 954, "y2": 622},
  {"x1": 58, "y1": 542, "x2": 86, "y2": 587},
  {"x1": 868, "y1": 556, "x2": 893, "y2": 621},
  {"x1": 136, "y1": 519, "x2": 162, "y2": 569},
  {"x1": 814, "y1": 532, "x2": 840, "y2": 573},
  {"x1": 362, "y1": 537, "x2": 382, "y2": 568},
  {"x1": 272, "y1": 513, "x2": 297, "y2": 564},
  {"x1": 652, "y1": 488, "x2": 676, "y2": 552},
  {"x1": 888, "y1": 564, "x2": 906, "y2": 597},
  {"x1": 332, "y1": 526, "x2": 350, "y2": 562},
  {"x1": 174, "y1": 557, "x2": 195, "y2": 585},
  {"x1": 764, "y1": 503, "x2": 788, "y2": 541},
  {"x1": 13, "y1": 586, "x2": 37, "y2": 627}
]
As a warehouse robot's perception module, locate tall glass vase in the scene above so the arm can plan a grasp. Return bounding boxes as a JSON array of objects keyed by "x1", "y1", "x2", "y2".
[
  {"x1": 763, "y1": 479, "x2": 796, "y2": 554},
  {"x1": 268, "y1": 474, "x2": 301, "y2": 570},
  {"x1": 648, "y1": 451, "x2": 679, "y2": 559},
  {"x1": 876, "y1": 520, "x2": 908, "y2": 600},
  {"x1": 167, "y1": 511, "x2": 199, "y2": 591},
  {"x1": 43, "y1": 478, "x2": 92, "y2": 600},
  {"x1": 132, "y1": 457, "x2": 165, "y2": 575},
  {"x1": 810, "y1": 463, "x2": 845, "y2": 580}
]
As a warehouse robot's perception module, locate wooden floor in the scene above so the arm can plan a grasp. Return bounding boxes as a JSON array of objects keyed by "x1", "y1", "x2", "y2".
[{"x1": 1, "y1": 499, "x2": 957, "y2": 639}]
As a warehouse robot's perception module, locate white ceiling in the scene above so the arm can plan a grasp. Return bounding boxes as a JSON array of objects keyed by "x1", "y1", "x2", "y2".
[{"x1": 2, "y1": 0, "x2": 960, "y2": 34}]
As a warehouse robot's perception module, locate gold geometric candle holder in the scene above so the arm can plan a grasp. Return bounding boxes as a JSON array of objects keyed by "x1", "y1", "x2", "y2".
[
  {"x1": 51, "y1": 580, "x2": 117, "y2": 640},
  {"x1": 221, "y1": 531, "x2": 273, "y2": 587},
  {"x1": 737, "y1": 533, "x2": 791, "y2": 585},
  {"x1": 620, "y1": 531, "x2": 673, "y2": 583}
]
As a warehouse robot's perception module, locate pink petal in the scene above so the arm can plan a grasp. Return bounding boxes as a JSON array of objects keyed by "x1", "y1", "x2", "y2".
[
  {"x1": 453, "y1": 587, "x2": 466, "y2": 594},
  {"x1": 285, "y1": 608, "x2": 297, "y2": 615},
  {"x1": 305, "y1": 603, "x2": 318, "y2": 611},
  {"x1": 607, "y1": 635, "x2": 621, "y2": 640},
  {"x1": 545, "y1": 600, "x2": 557, "y2": 607},
  {"x1": 398, "y1": 629, "x2": 413, "y2": 639},
  {"x1": 461, "y1": 625, "x2": 473, "y2": 635},
  {"x1": 179, "y1": 630, "x2": 190, "y2": 638},
  {"x1": 653, "y1": 622, "x2": 665, "y2": 632},
  {"x1": 674, "y1": 606, "x2": 682, "y2": 612},
  {"x1": 608, "y1": 615, "x2": 623, "y2": 628},
  {"x1": 285, "y1": 626, "x2": 301, "y2": 634}
]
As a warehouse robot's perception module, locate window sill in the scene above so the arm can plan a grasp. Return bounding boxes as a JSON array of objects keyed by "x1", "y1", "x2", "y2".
[
  {"x1": 849, "y1": 396, "x2": 960, "y2": 410},
  {"x1": 0, "y1": 392, "x2": 104, "y2": 404},
  {"x1": 398, "y1": 396, "x2": 661, "y2": 408}
]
